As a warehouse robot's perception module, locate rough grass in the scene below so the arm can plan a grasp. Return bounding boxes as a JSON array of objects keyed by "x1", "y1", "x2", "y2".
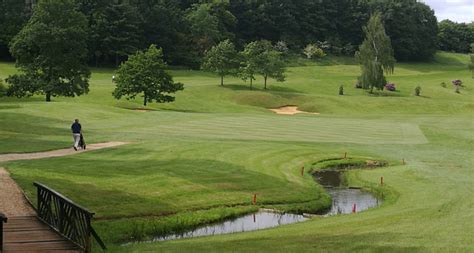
[{"x1": 0, "y1": 52, "x2": 473, "y2": 252}]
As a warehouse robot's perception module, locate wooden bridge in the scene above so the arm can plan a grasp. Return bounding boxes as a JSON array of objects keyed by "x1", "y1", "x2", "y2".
[{"x1": 1, "y1": 182, "x2": 106, "y2": 253}]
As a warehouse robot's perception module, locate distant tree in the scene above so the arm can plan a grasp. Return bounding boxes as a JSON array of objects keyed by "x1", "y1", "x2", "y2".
[
  {"x1": 95, "y1": 2, "x2": 143, "y2": 66},
  {"x1": 202, "y1": 40, "x2": 239, "y2": 86},
  {"x1": 240, "y1": 40, "x2": 286, "y2": 90},
  {"x1": 7, "y1": 0, "x2": 90, "y2": 102},
  {"x1": 438, "y1": 20, "x2": 474, "y2": 53},
  {"x1": 0, "y1": 0, "x2": 31, "y2": 59},
  {"x1": 113, "y1": 45, "x2": 184, "y2": 106},
  {"x1": 355, "y1": 12, "x2": 395, "y2": 93},
  {"x1": 370, "y1": 0, "x2": 438, "y2": 61},
  {"x1": 186, "y1": 3, "x2": 236, "y2": 55}
]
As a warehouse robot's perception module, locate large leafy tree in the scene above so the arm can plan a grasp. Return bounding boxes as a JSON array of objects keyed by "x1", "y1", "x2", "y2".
[
  {"x1": 370, "y1": 0, "x2": 438, "y2": 61},
  {"x1": 113, "y1": 45, "x2": 184, "y2": 106},
  {"x1": 202, "y1": 40, "x2": 239, "y2": 86},
  {"x1": 7, "y1": 0, "x2": 90, "y2": 102},
  {"x1": 240, "y1": 40, "x2": 286, "y2": 90},
  {"x1": 356, "y1": 12, "x2": 395, "y2": 93}
]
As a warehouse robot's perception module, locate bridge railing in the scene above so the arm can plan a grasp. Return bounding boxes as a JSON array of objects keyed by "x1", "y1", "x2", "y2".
[
  {"x1": 0, "y1": 212, "x2": 6, "y2": 253},
  {"x1": 34, "y1": 182, "x2": 106, "y2": 253}
]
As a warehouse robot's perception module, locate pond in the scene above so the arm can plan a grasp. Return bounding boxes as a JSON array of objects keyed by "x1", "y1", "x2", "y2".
[{"x1": 139, "y1": 169, "x2": 381, "y2": 242}]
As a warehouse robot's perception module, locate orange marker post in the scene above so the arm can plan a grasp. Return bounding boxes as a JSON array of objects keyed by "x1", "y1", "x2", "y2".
[{"x1": 252, "y1": 194, "x2": 257, "y2": 205}]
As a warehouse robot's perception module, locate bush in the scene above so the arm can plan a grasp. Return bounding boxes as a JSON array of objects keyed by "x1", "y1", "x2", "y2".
[
  {"x1": 440, "y1": 82, "x2": 447, "y2": 88},
  {"x1": 303, "y1": 44, "x2": 326, "y2": 59},
  {"x1": 415, "y1": 85, "x2": 421, "y2": 96},
  {"x1": 0, "y1": 79, "x2": 6, "y2": 97},
  {"x1": 452, "y1": 79, "x2": 463, "y2": 86},
  {"x1": 339, "y1": 85, "x2": 344, "y2": 95},
  {"x1": 274, "y1": 41, "x2": 289, "y2": 54},
  {"x1": 384, "y1": 83, "x2": 396, "y2": 91}
]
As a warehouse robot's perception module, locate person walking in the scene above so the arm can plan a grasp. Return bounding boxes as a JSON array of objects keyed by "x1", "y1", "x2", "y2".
[{"x1": 71, "y1": 119, "x2": 82, "y2": 151}]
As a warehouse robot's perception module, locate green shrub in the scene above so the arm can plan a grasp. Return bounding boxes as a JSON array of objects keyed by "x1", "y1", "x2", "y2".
[
  {"x1": 415, "y1": 85, "x2": 421, "y2": 96},
  {"x1": 440, "y1": 82, "x2": 447, "y2": 88},
  {"x1": 0, "y1": 79, "x2": 6, "y2": 97},
  {"x1": 339, "y1": 85, "x2": 344, "y2": 95},
  {"x1": 303, "y1": 44, "x2": 326, "y2": 59}
]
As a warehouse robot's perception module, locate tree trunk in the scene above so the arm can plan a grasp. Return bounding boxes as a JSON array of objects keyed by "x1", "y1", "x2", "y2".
[
  {"x1": 46, "y1": 92, "x2": 51, "y2": 102},
  {"x1": 143, "y1": 93, "x2": 147, "y2": 106},
  {"x1": 264, "y1": 75, "x2": 268, "y2": 90},
  {"x1": 115, "y1": 54, "x2": 119, "y2": 67},
  {"x1": 250, "y1": 79, "x2": 253, "y2": 90},
  {"x1": 220, "y1": 75, "x2": 224, "y2": 86}
]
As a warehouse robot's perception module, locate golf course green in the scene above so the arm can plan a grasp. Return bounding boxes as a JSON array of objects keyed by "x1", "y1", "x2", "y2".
[{"x1": 0, "y1": 52, "x2": 472, "y2": 252}]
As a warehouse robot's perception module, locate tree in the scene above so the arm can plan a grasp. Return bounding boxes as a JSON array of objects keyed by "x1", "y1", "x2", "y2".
[
  {"x1": 113, "y1": 45, "x2": 184, "y2": 106},
  {"x1": 202, "y1": 40, "x2": 239, "y2": 86},
  {"x1": 438, "y1": 20, "x2": 474, "y2": 53},
  {"x1": 370, "y1": 0, "x2": 438, "y2": 61},
  {"x1": 240, "y1": 40, "x2": 285, "y2": 90},
  {"x1": 0, "y1": 0, "x2": 31, "y2": 59},
  {"x1": 94, "y1": 2, "x2": 143, "y2": 66},
  {"x1": 7, "y1": 0, "x2": 90, "y2": 102},
  {"x1": 355, "y1": 12, "x2": 395, "y2": 93}
]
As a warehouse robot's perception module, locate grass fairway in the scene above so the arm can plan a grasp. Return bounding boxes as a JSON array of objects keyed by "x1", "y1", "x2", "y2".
[{"x1": 0, "y1": 52, "x2": 473, "y2": 252}]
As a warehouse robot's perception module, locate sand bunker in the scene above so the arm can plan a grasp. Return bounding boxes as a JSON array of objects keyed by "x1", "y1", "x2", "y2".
[{"x1": 270, "y1": 106, "x2": 320, "y2": 115}]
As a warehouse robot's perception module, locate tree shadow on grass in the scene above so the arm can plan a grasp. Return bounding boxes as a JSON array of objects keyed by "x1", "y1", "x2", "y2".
[{"x1": 221, "y1": 84, "x2": 303, "y2": 94}]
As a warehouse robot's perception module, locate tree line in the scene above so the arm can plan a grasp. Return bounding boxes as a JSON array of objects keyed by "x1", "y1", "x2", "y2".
[{"x1": 1, "y1": 0, "x2": 462, "y2": 67}]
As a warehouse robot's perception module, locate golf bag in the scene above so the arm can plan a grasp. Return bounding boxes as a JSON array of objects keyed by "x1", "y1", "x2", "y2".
[{"x1": 79, "y1": 133, "x2": 86, "y2": 150}]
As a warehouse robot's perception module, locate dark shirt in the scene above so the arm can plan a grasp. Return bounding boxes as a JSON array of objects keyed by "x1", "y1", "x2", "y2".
[{"x1": 71, "y1": 122, "x2": 81, "y2": 134}]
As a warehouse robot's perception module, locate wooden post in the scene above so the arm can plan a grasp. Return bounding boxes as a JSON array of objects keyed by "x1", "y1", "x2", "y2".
[
  {"x1": 253, "y1": 213, "x2": 256, "y2": 223},
  {"x1": 402, "y1": 159, "x2": 405, "y2": 165},
  {"x1": 301, "y1": 166, "x2": 305, "y2": 176},
  {"x1": 0, "y1": 213, "x2": 7, "y2": 253},
  {"x1": 380, "y1": 176, "x2": 384, "y2": 186},
  {"x1": 252, "y1": 194, "x2": 257, "y2": 205},
  {"x1": 352, "y1": 203, "x2": 357, "y2": 213},
  {"x1": 344, "y1": 152, "x2": 347, "y2": 159}
]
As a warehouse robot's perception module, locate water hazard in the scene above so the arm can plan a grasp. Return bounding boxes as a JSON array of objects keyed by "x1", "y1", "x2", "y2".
[
  {"x1": 151, "y1": 211, "x2": 308, "y2": 242},
  {"x1": 142, "y1": 169, "x2": 380, "y2": 242}
]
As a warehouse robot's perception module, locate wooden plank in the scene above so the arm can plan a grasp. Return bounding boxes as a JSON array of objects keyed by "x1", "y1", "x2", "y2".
[{"x1": 3, "y1": 216, "x2": 82, "y2": 253}]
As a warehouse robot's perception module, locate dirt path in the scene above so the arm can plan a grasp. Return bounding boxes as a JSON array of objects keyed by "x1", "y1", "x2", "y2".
[
  {"x1": 0, "y1": 141, "x2": 128, "y2": 162},
  {"x1": 0, "y1": 142, "x2": 128, "y2": 217},
  {"x1": 0, "y1": 167, "x2": 35, "y2": 216}
]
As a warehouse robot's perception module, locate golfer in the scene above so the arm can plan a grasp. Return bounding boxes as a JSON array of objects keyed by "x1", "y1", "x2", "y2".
[{"x1": 71, "y1": 119, "x2": 82, "y2": 151}]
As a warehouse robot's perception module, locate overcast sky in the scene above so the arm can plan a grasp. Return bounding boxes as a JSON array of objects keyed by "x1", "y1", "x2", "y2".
[{"x1": 421, "y1": 0, "x2": 473, "y2": 23}]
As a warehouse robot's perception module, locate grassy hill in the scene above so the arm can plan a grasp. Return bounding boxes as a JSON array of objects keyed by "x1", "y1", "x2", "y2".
[{"x1": 0, "y1": 52, "x2": 472, "y2": 252}]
